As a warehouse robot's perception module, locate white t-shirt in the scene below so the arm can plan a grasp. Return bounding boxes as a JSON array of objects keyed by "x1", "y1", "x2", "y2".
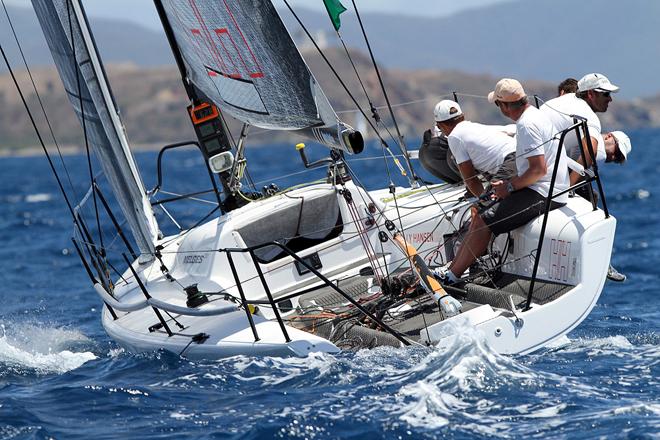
[
  {"x1": 516, "y1": 106, "x2": 569, "y2": 204},
  {"x1": 540, "y1": 93, "x2": 605, "y2": 162},
  {"x1": 448, "y1": 121, "x2": 516, "y2": 175}
]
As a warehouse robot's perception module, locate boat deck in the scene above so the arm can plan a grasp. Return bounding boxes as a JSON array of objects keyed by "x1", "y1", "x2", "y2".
[{"x1": 288, "y1": 272, "x2": 574, "y2": 349}]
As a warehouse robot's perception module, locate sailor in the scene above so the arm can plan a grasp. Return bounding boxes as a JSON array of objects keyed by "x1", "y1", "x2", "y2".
[
  {"x1": 541, "y1": 73, "x2": 622, "y2": 182},
  {"x1": 549, "y1": 75, "x2": 632, "y2": 167},
  {"x1": 418, "y1": 124, "x2": 463, "y2": 184},
  {"x1": 433, "y1": 99, "x2": 517, "y2": 198},
  {"x1": 437, "y1": 78, "x2": 569, "y2": 285},
  {"x1": 542, "y1": 74, "x2": 631, "y2": 281},
  {"x1": 557, "y1": 78, "x2": 578, "y2": 96}
]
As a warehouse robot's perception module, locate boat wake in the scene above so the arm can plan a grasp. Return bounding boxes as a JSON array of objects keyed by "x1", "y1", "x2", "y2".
[
  {"x1": 146, "y1": 321, "x2": 555, "y2": 436},
  {"x1": 0, "y1": 322, "x2": 96, "y2": 376},
  {"x1": 143, "y1": 320, "x2": 658, "y2": 437}
]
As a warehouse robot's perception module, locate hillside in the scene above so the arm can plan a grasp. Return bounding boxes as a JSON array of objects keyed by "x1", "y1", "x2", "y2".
[
  {"x1": 2, "y1": 48, "x2": 659, "y2": 154},
  {"x1": 2, "y1": 0, "x2": 660, "y2": 99}
]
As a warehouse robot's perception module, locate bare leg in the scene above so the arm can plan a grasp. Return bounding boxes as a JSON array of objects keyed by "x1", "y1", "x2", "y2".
[{"x1": 449, "y1": 214, "x2": 492, "y2": 277}]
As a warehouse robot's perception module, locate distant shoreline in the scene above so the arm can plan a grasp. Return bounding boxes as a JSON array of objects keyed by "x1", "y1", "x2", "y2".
[
  {"x1": 0, "y1": 143, "x2": 164, "y2": 158},
  {"x1": 0, "y1": 138, "x2": 294, "y2": 159}
]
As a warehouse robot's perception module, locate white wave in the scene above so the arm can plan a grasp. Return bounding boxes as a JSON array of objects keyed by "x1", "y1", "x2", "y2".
[
  {"x1": 545, "y1": 334, "x2": 572, "y2": 349},
  {"x1": 229, "y1": 351, "x2": 338, "y2": 386},
  {"x1": 525, "y1": 403, "x2": 567, "y2": 418},
  {"x1": 612, "y1": 403, "x2": 660, "y2": 416},
  {"x1": 0, "y1": 322, "x2": 96, "y2": 374},
  {"x1": 387, "y1": 320, "x2": 545, "y2": 431},
  {"x1": 108, "y1": 347, "x2": 126, "y2": 358},
  {"x1": 24, "y1": 193, "x2": 53, "y2": 203},
  {"x1": 408, "y1": 319, "x2": 538, "y2": 386},
  {"x1": 560, "y1": 335, "x2": 635, "y2": 356},
  {"x1": 170, "y1": 411, "x2": 194, "y2": 420}
]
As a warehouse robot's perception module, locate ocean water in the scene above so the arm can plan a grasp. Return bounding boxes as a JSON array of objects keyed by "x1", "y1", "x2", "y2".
[{"x1": 0, "y1": 130, "x2": 658, "y2": 439}]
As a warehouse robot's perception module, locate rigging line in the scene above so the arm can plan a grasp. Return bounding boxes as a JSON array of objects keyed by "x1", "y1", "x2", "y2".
[
  {"x1": 333, "y1": 33, "x2": 400, "y2": 151},
  {"x1": 336, "y1": 93, "x2": 457, "y2": 114},
  {"x1": 344, "y1": 159, "x2": 472, "y2": 278},
  {"x1": 343, "y1": 192, "x2": 385, "y2": 283},
  {"x1": 336, "y1": 37, "x2": 373, "y2": 113},
  {"x1": 453, "y1": 92, "x2": 490, "y2": 100},
  {"x1": 158, "y1": 204, "x2": 221, "y2": 249},
  {"x1": 157, "y1": 189, "x2": 218, "y2": 206},
  {"x1": 281, "y1": 1, "x2": 394, "y2": 151},
  {"x1": 218, "y1": 111, "x2": 257, "y2": 191},
  {"x1": 252, "y1": 168, "x2": 321, "y2": 187},
  {"x1": 66, "y1": 0, "x2": 105, "y2": 256},
  {"x1": 150, "y1": 188, "x2": 464, "y2": 263},
  {"x1": 349, "y1": 0, "x2": 417, "y2": 183},
  {"x1": 342, "y1": 160, "x2": 418, "y2": 277},
  {"x1": 3, "y1": 7, "x2": 107, "y2": 283},
  {"x1": 159, "y1": 239, "x2": 424, "y2": 297},
  {"x1": 0, "y1": 0, "x2": 79, "y2": 204},
  {"x1": 0, "y1": 45, "x2": 84, "y2": 232},
  {"x1": 158, "y1": 203, "x2": 182, "y2": 230}
]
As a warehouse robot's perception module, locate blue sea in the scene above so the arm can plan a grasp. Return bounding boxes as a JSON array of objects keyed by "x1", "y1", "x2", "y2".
[{"x1": 0, "y1": 131, "x2": 658, "y2": 439}]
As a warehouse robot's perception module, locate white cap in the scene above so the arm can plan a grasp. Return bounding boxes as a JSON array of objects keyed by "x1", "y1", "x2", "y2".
[
  {"x1": 577, "y1": 73, "x2": 620, "y2": 93},
  {"x1": 611, "y1": 130, "x2": 631, "y2": 160},
  {"x1": 434, "y1": 100, "x2": 463, "y2": 122}
]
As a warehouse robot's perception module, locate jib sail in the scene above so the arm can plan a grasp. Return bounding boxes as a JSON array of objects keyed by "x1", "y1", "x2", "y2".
[{"x1": 31, "y1": 0, "x2": 159, "y2": 259}]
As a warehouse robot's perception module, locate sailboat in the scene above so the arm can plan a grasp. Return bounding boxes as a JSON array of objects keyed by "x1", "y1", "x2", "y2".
[{"x1": 17, "y1": 0, "x2": 616, "y2": 359}]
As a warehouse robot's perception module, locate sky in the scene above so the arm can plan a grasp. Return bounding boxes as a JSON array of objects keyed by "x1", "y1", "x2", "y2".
[{"x1": 6, "y1": 0, "x2": 507, "y2": 29}]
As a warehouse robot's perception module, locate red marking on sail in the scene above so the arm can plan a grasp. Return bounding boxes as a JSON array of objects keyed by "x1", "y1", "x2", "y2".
[
  {"x1": 222, "y1": 0, "x2": 264, "y2": 78},
  {"x1": 211, "y1": 29, "x2": 241, "y2": 78},
  {"x1": 188, "y1": 0, "x2": 231, "y2": 74}
]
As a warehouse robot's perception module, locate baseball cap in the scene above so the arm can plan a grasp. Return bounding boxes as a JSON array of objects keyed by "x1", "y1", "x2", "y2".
[
  {"x1": 487, "y1": 78, "x2": 526, "y2": 103},
  {"x1": 611, "y1": 130, "x2": 631, "y2": 160},
  {"x1": 577, "y1": 73, "x2": 620, "y2": 93},
  {"x1": 434, "y1": 100, "x2": 463, "y2": 122}
]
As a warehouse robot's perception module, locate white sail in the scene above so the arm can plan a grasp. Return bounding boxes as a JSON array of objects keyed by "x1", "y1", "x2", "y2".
[{"x1": 31, "y1": 0, "x2": 159, "y2": 259}]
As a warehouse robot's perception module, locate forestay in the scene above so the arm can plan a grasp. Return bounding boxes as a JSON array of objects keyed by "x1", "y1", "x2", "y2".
[
  {"x1": 31, "y1": 0, "x2": 159, "y2": 259},
  {"x1": 159, "y1": 0, "x2": 362, "y2": 153}
]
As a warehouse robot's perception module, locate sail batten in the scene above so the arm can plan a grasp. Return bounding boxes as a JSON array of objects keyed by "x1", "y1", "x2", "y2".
[
  {"x1": 31, "y1": 0, "x2": 159, "y2": 259},
  {"x1": 159, "y1": 0, "x2": 362, "y2": 153}
]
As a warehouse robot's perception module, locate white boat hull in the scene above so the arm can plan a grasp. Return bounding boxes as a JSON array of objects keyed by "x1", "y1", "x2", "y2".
[{"x1": 99, "y1": 183, "x2": 615, "y2": 358}]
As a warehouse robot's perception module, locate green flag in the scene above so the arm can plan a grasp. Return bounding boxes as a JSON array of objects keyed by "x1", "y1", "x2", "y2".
[{"x1": 323, "y1": 0, "x2": 347, "y2": 31}]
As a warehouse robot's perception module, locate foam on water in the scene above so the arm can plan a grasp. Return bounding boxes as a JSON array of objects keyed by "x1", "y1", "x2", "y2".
[
  {"x1": 0, "y1": 322, "x2": 96, "y2": 375},
  {"x1": 24, "y1": 193, "x2": 53, "y2": 203},
  {"x1": 1, "y1": 135, "x2": 659, "y2": 438}
]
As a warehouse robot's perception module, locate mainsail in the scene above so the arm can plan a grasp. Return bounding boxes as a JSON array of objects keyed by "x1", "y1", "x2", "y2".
[
  {"x1": 158, "y1": 0, "x2": 362, "y2": 154},
  {"x1": 31, "y1": 0, "x2": 159, "y2": 259}
]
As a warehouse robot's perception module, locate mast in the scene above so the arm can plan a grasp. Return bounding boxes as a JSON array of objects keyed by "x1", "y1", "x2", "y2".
[
  {"x1": 154, "y1": 0, "x2": 242, "y2": 213},
  {"x1": 154, "y1": 0, "x2": 195, "y2": 101}
]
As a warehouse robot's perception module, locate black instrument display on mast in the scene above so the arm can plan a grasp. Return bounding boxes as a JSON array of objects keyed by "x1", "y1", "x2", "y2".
[{"x1": 188, "y1": 102, "x2": 234, "y2": 173}]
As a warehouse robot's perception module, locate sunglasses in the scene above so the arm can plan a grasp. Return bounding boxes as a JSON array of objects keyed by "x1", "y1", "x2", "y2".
[{"x1": 595, "y1": 90, "x2": 611, "y2": 98}]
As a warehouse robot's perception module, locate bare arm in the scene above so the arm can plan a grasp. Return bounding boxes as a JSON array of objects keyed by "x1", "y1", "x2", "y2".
[
  {"x1": 493, "y1": 155, "x2": 546, "y2": 199},
  {"x1": 569, "y1": 135, "x2": 599, "y2": 185},
  {"x1": 457, "y1": 161, "x2": 485, "y2": 197}
]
